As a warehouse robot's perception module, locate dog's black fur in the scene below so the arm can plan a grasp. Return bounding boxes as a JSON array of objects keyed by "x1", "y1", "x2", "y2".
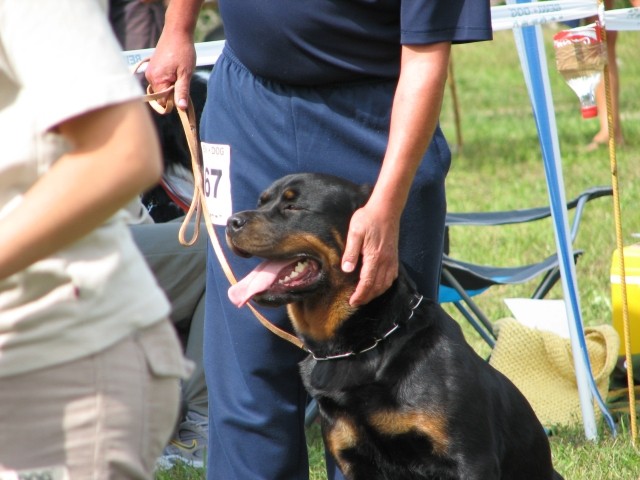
[{"x1": 226, "y1": 173, "x2": 563, "y2": 480}]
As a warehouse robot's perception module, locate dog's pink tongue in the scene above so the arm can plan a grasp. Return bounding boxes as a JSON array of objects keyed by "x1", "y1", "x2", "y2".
[{"x1": 228, "y1": 259, "x2": 293, "y2": 307}]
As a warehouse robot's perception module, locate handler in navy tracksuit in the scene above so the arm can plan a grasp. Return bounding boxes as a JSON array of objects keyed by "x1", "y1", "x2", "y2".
[{"x1": 146, "y1": 1, "x2": 493, "y2": 478}]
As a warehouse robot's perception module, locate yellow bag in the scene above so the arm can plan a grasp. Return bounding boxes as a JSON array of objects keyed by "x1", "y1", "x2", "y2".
[{"x1": 489, "y1": 318, "x2": 619, "y2": 426}]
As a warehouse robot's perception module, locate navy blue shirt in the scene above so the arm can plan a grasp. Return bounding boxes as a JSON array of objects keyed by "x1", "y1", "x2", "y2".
[{"x1": 218, "y1": 0, "x2": 492, "y2": 85}]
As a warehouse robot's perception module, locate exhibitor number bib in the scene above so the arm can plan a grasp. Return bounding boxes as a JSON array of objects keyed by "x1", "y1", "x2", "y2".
[{"x1": 201, "y1": 142, "x2": 232, "y2": 226}]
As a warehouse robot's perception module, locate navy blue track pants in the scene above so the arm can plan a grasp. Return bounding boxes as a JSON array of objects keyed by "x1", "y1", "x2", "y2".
[{"x1": 201, "y1": 46, "x2": 450, "y2": 480}]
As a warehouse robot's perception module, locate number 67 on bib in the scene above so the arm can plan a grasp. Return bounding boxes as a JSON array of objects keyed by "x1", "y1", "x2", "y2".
[{"x1": 201, "y1": 142, "x2": 232, "y2": 226}]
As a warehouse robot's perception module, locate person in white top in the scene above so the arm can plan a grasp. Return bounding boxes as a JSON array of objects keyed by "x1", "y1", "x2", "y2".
[{"x1": 0, "y1": 1, "x2": 190, "y2": 478}]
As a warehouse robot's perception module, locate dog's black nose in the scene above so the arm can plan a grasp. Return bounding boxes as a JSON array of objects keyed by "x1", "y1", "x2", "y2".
[{"x1": 227, "y1": 213, "x2": 247, "y2": 233}]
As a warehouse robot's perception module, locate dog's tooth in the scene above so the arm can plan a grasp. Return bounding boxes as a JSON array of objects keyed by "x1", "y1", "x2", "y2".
[{"x1": 275, "y1": 261, "x2": 307, "y2": 285}]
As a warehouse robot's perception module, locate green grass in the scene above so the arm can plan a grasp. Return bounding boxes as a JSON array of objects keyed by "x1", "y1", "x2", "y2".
[{"x1": 160, "y1": 20, "x2": 640, "y2": 480}]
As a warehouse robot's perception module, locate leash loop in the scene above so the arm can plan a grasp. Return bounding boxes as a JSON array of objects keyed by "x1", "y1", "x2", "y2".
[{"x1": 145, "y1": 83, "x2": 175, "y2": 115}]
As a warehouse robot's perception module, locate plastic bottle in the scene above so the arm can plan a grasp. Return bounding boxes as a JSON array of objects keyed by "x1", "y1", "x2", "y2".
[
  {"x1": 560, "y1": 68, "x2": 601, "y2": 119},
  {"x1": 553, "y1": 23, "x2": 607, "y2": 119}
]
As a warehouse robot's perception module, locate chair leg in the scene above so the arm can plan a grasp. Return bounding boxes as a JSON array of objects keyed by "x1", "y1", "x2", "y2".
[
  {"x1": 441, "y1": 269, "x2": 497, "y2": 343},
  {"x1": 453, "y1": 301, "x2": 496, "y2": 348},
  {"x1": 305, "y1": 397, "x2": 319, "y2": 428},
  {"x1": 532, "y1": 268, "x2": 560, "y2": 299}
]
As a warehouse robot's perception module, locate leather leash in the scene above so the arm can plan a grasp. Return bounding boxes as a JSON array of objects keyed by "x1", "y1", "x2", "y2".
[{"x1": 134, "y1": 59, "x2": 304, "y2": 350}]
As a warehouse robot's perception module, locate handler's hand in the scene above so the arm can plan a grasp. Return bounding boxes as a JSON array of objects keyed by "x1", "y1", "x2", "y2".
[
  {"x1": 145, "y1": 31, "x2": 196, "y2": 110},
  {"x1": 341, "y1": 203, "x2": 400, "y2": 307}
]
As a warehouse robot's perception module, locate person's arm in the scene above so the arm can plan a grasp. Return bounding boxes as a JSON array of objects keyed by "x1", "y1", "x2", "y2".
[
  {"x1": 145, "y1": 0, "x2": 203, "y2": 109},
  {"x1": 0, "y1": 100, "x2": 163, "y2": 280},
  {"x1": 342, "y1": 42, "x2": 451, "y2": 306}
]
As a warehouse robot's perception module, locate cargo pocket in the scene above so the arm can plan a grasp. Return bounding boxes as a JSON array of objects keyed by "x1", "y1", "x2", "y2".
[{"x1": 136, "y1": 319, "x2": 195, "y2": 380}]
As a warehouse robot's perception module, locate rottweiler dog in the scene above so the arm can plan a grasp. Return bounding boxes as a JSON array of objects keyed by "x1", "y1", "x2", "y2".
[{"x1": 225, "y1": 173, "x2": 564, "y2": 480}]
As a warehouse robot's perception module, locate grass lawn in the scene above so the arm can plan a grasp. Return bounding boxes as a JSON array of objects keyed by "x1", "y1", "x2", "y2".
[{"x1": 160, "y1": 18, "x2": 640, "y2": 480}]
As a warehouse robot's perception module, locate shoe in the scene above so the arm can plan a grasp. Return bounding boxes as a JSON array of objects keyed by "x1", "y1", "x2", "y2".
[{"x1": 156, "y1": 411, "x2": 208, "y2": 470}]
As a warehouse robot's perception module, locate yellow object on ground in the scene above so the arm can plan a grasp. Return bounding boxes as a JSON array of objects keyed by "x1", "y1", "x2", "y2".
[
  {"x1": 489, "y1": 318, "x2": 619, "y2": 427},
  {"x1": 611, "y1": 244, "x2": 640, "y2": 357}
]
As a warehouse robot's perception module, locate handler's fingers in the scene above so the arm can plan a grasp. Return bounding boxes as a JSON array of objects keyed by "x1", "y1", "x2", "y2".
[
  {"x1": 349, "y1": 253, "x2": 397, "y2": 307},
  {"x1": 173, "y1": 74, "x2": 192, "y2": 110},
  {"x1": 342, "y1": 218, "x2": 365, "y2": 274},
  {"x1": 349, "y1": 256, "x2": 378, "y2": 307},
  {"x1": 343, "y1": 207, "x2": 399, "y2": 306}
]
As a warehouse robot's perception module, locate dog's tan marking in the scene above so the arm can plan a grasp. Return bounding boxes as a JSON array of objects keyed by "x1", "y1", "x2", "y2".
[
  {"x1": 326, "y1": 416, "x2": 359, "y2": 476},
  {"x1": 258, "y1": 191, "x2": 271, "y2": 206},
  {"x1": 228, "y1": 217, "x2": 281, "y2": 252},
  {"x1": 232, "y1": 229, "x2": 331, "y2": 266},
  {"x1": 274, "y1": 233, "x2": 357, "y2": 341},
  {"x1": 282, "y1": 189, "x2": 297, "y2": 201},
  {"x1": 369, "y1": 410, "x2": 450, "y2": 456},
  {"x1": 331, "y1": 227, "x2": 345, "y2": 252},
  {"x1": 277, "y1": 233, "x2": 333, "y2": 255},
  {"x1": 288, "y1": 286, "x2": 356, "y2": 342}
]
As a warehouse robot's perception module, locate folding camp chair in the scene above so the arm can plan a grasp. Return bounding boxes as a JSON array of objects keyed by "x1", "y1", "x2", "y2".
[{"x1": 438, "y1": 185, "x2": 613, "y2": 347}]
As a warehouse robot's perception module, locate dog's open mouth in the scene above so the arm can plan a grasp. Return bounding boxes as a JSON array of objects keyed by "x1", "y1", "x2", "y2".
[{"x1": 228, "y1": 257, "x2": 322, "y2": 307}]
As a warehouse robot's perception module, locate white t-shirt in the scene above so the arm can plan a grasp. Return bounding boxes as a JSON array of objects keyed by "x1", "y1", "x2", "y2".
[{"x1": 0, "y1": 0, "x2": 171, "y2": 377}]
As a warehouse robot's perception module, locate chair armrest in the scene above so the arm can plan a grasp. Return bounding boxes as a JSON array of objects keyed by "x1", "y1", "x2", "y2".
[{"x1": 445, "y1": 186, "x2": 612, "y2": 227}]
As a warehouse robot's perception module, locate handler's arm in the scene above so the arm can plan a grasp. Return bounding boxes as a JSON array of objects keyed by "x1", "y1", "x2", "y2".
[
  {"x1": 145, "y1": 0, "x2": 204, "y2": 109},
  {"x1": 342, "y1": 42, "x2": 451, "y2": 306},
  {"x1": 0, "y1": 100, "x2": 163, "y2": 280}
]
